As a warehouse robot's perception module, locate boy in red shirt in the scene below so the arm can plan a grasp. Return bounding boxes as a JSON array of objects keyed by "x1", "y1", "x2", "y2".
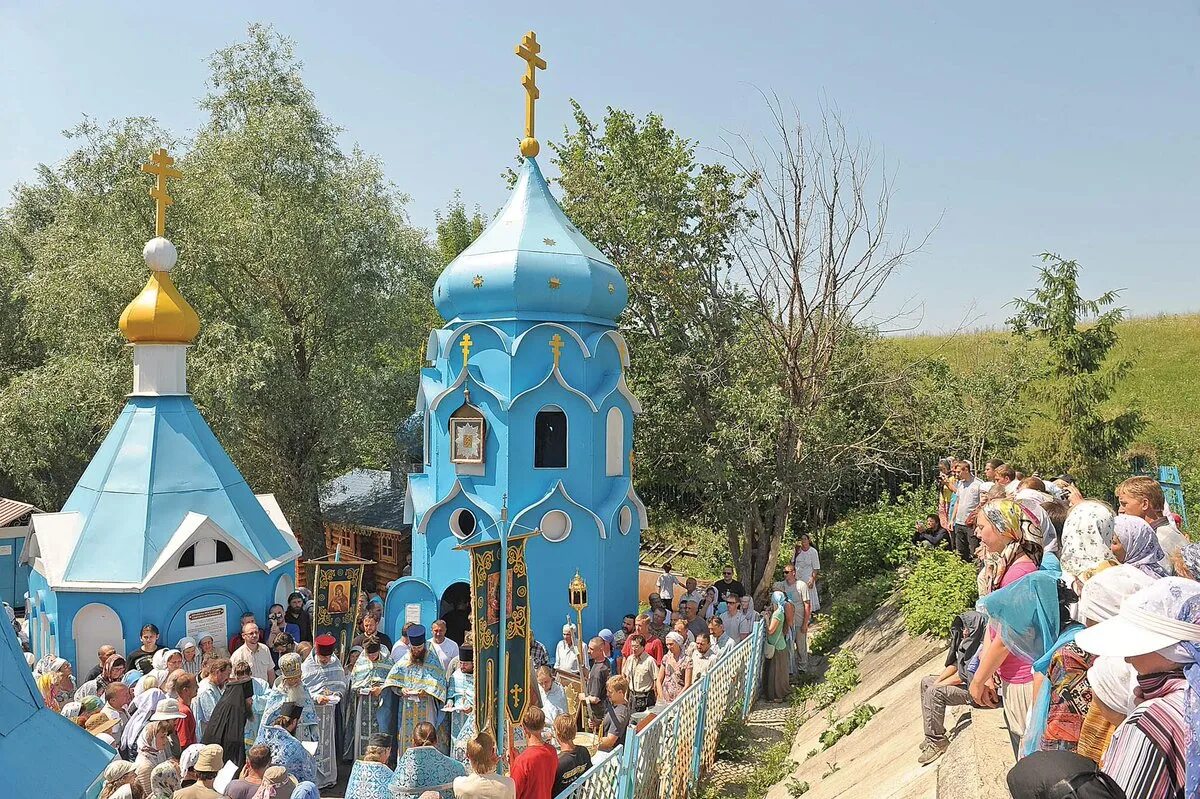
[{"x1": 510, "y1": 705, "x2": 558, "y2": 799}]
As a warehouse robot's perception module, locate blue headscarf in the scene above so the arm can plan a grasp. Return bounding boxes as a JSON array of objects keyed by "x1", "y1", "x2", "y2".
[{"x1": 1113, "y1": 514, "x2": 1168, "y2": 578}]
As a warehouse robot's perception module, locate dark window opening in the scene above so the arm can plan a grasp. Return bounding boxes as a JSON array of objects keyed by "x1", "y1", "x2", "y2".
[
  {"x1": 216, "y1": 541, "x2": 234, "y2": 563},
  {"x1": 534, "y1": 409, "x2": 568, "y2": 468},
  {"x1": 178, "y1": 545, "x2": 196, "y2": 569}
]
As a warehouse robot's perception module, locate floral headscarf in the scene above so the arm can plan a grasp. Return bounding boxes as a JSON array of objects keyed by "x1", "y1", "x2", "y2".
[
  {"x1": 149, "y1": 762, "x2": 181, "y2": 799},
  {"x1": 1113, "y1": 514, "x2": 1168, "y2": 577},
  {"x1": 1179, "y1": 543, "x2": 1200, "y2": 580},
  {"x1": 1059, "y1": 501, "x2": 1116, "y2": 581},
  {"x1": 978, "y1": 498, "x2": 1045, "y2": 594}
]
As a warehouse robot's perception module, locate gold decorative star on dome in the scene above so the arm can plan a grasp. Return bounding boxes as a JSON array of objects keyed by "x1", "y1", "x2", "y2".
[
  {"x1": 548, "y1": 276, "x2": 561, "y2": 289},
  {"x1": 472, "y1": 275, "x2": 484, "y2": 288}
]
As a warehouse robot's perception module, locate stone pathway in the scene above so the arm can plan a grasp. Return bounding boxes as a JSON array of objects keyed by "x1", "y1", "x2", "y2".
[{"x1": 704, "y1": 697, "x2": 798, "y2": 795}]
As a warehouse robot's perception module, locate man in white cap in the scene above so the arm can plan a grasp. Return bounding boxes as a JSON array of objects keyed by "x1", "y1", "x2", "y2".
[
  {"x1": 555, "y1": 623, "x2": 580, "y2": 674},
  {"x1": 174, "y1": 743, "x2": 225, "y2": 799},
  {"x1": 1075, "y1": 577, "x2": 1200, "y2": 799}
]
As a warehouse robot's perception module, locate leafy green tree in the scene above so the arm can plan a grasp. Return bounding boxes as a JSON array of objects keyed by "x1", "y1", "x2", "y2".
[
  {"x1": 1007, "y1": 253, "x2": 1143, "y2": 481},
  {"x1": 434, "y1": 191, "x2": 487, "y2": 265},
  {"x1": 0, "y1": 26, "x2": 437, "y2": 553}
]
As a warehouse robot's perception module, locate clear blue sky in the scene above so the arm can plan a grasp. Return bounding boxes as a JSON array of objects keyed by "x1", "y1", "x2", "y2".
[{"x1": 3, "y1": 2, "x2": 1198, "y2": 332}]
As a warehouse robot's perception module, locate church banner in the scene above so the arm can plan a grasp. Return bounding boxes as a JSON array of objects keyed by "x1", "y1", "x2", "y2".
[
  {"x1": 468, "y1": 539, "x2": 502, "y2": 741},
  {"x1": 503, "y1": 536, "x2": 532, "y2": 727},
  {"x1": 312, "y1": 559, "x2": 365, "y2": 663}
]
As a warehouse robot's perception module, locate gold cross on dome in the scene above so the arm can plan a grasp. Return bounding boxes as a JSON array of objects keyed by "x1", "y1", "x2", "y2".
[
  {"x1": 515, "y1": 31, "x2": 547, "y2": 157},
  {"x1": 549, "y1": 333, "x2": 564, "y2": 367},
  {"x1": 460, "y1": 333, "x2": 473, "y2": 369},
  {"x1": 141, "y1": 148, "x2": 183, "y2": 238}
]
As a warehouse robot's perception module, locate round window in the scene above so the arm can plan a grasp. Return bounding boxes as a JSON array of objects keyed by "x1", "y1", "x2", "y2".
[
  {"x1": 540, "y1": 510, "x2": 572, "y2": 542},
  {"x1": 451, "y1": 508, "x2": 477, "y2": 539},
  {"x1": 619, "y1": 505, "x2": 633, "y2": 535}
]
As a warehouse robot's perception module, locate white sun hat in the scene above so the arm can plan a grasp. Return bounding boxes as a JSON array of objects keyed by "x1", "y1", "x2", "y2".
[{"x1": 1076, "y1": 577, "x2": 1200, "y2": 658}]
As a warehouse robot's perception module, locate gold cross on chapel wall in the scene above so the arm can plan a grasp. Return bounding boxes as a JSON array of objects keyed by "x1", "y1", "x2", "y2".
[
  {"x1": 460, "y1": 333, "x2": 474, "y2": 369},
  {"x1": 549, "y1": 333, "x2": 564, "y2": 367},
  {"x1": 515, "y1": 31, "x2": 547, "y2": 157},
  {"x1": 141, "y1": 148, "x2": 182, "y2": 238}
]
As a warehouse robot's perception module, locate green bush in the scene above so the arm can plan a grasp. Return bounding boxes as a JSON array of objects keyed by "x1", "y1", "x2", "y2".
[
  {"x1": 820, "y1": 487, "x2": 932, "y2": 594},
  {"x1": 810, "y1": 573, "x2": 895, "y2": 654},
  {"x1": 900, "y1": 548, "x2": 979, "y2": 637},
  {"x1": 819, "y1": 703, "x2": 879, "y2": 749},
  {"x1": 793, "y1": 650, "x2": 860, "y2": 711}
]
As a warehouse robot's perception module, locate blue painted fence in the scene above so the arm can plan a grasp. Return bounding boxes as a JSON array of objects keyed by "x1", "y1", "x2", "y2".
[{"x1": 558, "y1": 620, "x2": 766, "y2": 799}]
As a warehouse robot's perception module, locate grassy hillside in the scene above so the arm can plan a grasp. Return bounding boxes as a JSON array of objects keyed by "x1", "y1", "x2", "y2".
[{"x1": 887, "y1": 313, "x2": 1200, "y2": 444}]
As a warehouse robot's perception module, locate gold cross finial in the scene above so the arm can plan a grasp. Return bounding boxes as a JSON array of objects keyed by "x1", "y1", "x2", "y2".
[
  {"x1": 515, "y1": 31, "x2": 547, "y2": 158},
  {"x1": 141, "y1": 148, "x2": 182, "y2": 238},
  {"x1": 549, "y1": 333, "x2": 564, "y2": 367},
  {"x1": 460, "y1": 333, "x2": 474, "y2": 369}
]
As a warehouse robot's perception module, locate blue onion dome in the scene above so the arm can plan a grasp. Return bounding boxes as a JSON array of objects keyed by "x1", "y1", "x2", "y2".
[{"x1": 433, "y1": 157, "x2": 628, "y2": 325}]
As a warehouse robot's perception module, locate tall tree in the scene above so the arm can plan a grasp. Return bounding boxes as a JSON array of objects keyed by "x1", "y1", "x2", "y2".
[
  {"x1": 0, "y1": 26, "x2": 437, "y2": 553},
  {"x1": 434, "y1": 191, "x2": 487, "y2": 265},
  {"x1": 1007, "y1": 252, "x2": 1142, "y2": 481}
]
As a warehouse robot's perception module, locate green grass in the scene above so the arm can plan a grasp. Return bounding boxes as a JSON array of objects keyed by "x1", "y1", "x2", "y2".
[{"x1": 886, "y1": 312, "x2": 1200, "y2": 445}]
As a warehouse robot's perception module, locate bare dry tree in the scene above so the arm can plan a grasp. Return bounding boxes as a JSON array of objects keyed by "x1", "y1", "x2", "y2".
[{"x1": 722, "y1": 96, "x2": 932, "y2": 597}]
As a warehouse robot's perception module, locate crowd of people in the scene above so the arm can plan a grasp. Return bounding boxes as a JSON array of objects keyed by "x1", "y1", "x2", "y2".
[
  {"x1": 14, "y1": 556, "x2": 782, "y2": 799},
  {"x1": 914, "y1": 458, "x2": 1198, "y2": 799}
]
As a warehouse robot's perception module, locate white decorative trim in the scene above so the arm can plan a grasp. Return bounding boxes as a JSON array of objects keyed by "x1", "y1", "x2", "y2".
[
  {"x1": 585, "y1": 329, "x2": 631, "y2": 368},
  {"x1": 627, "y1": 485, "x2": 649, "y2": 528},
  {"x1": 428, "y1": 366, "x2": 509, "y2": 413},
  {"x1": 439, "y1": 322, "x2": 512, "y2": 360},
  {"x1": 512, "y1": 323, "x2": 591, "y2": 359},
  {"x1": 594, "y1": 371, "x2": 643, "y2": 414},
  {"x1": 511, "y1": 480, "x2": 607, "y2": 540},
  {"x1": 511, "y1": 364, "x2": 599, "y2": 413},
  {"x1": 414, "y1": 478, "x2": 500, "y2": 536},
  {"x1": 425, "y1": 331, "x2": 441, "y2": 363}
]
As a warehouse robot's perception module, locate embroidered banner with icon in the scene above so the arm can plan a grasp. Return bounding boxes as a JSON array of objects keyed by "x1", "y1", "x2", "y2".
[
  {"x1": 503, "y1": 537, "x2": 532, "y2": 726},
  {"x1": 468, "y1": 539, "x2": 502, "y2": 740},
  {"x1": 311, "y1": 556, "x2": 368, "y2": 663}
]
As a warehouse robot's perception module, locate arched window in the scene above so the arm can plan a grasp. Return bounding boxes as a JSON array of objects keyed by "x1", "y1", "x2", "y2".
[
  {"x1": 216, "y1": 541, "x2": 233, "y2": 563},
  {"x1": 605, "y1": 407, "x2": 624, "y2": 476},
  {"x1": 178, "y1": 545, "x2": 196, "y2": 569},
  {"x1": 534, "y1": 407, "x2": 568, "y2": 468},
  {"x1": 178, "y1": 539, "x2": 235, "y2": 569}
]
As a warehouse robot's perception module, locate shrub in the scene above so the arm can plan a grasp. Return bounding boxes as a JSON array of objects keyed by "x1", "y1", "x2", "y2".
[
  {"x1": 810, "y1": 573, "x2": 895, "y2": 654},
  {"x1": 793, "y1": 650, "x2": 860, "y2": 711},
  {"x1": 820, "y1": 487, "x2": 931, "y2": 594},
  {"x1": 901, "y1": 548, "x2": 979, "y2": 638},
  {"x1": 819, "y1": 703, "x2": 879, "y2": 749}
]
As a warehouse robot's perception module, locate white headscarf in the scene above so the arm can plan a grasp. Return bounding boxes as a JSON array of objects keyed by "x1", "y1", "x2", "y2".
[
  {"x1": 1086, "y1": 656, "x2": 1139, "y2": 716},
  {"x1": 1059, "y1": 501, "x2": 1116, "y2": 580},
  {"x1": 1078, "y1": 564, "x2": 1157, "y2": 624}
]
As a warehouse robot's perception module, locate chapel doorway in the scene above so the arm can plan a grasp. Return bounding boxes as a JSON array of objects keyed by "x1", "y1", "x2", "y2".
[{"x1": 441, "y1": 581, "x2": 471, "y2": 645}]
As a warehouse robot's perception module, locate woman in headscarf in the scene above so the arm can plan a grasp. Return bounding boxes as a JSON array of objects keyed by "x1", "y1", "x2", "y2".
[
  {"x1": 655, "y1": 632, "x2": 692, "y2": 704},
  {"x1": 97, "y1": 760, "x2": 139, "y2": 799},
  {"x1": 969, "y1": 498, "x2": 1045, "y2": 740},
  {"x1": 202, "y1": 667, "x2": 257, "y2": 768},
  {"x1": 1110, "y1": 515, "x2": 1168, "y2": 578},
  {"x1": 149, "y1": 648, "x2": 182, "y2": 687},
  {"x1": 285, "y1": 591, "x2": 313, "y2": 643},
  {"x1": 1076, "y1": 656, "x2": 1139, "y2": 764},
  {"x1": 1075, "y1": 577, "x2": 1200, "y2": 799},
  {"x1": 1171, "y1": 542, "x2": 1200, "y2": 580},
  {"x1": 176, "y1": 637, "x2": 202, "y2": 675},
  {"x1": 38, "y1": 657, "x2": 74, "y2": 711},
  {"x1": 148, "y1": 761, "x2": 180, "y2": 799},
  {"x1": 1060, "y1": 501, "x2": 1117, "y2": 586},
  {"x1": 763, "y1": 591, "x2": 792, "y2": 702},
  {"x1": 1007, "y1": 751, "x2": 1127, "y2": 799},
  {"x1": 196, "y1": 633, "x2": 225, "y2": 667},
  {"x1": 121, "y1": 686, "x2": 166, "y2": 760}
]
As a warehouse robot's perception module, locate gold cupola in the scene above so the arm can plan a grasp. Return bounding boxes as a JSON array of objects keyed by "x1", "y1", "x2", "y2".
[{"x1": 119, "y1": 147, "x2": 199, "y2": 345}]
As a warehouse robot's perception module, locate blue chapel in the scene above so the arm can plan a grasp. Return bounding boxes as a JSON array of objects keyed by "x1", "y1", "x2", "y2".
[
  {"x1": 385, "y1": 151, "x2": 646, "y2": 648},
  {"x1": 21, "y1": 155, "x2": 302, "y2": 676}
]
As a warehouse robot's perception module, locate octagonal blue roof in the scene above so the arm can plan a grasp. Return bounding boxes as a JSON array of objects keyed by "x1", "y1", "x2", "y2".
[
  {"x1": 433, "y1": 157, "x2": 627, "y2": 326},
  {"x1": 58, "y1": 395, "x2": 296, "y2": 583}
]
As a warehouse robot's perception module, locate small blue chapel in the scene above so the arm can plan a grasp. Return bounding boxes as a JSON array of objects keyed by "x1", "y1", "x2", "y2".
[
  {"x1": 386, "y1": 33, "x2": 646, "y2": 648},
  {"x1": 21, "y1": 150, "x2": 302, "y2": 676}
]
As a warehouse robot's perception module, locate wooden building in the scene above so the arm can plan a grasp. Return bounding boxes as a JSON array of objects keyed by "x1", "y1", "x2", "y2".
[{"x1": 319, "y1": 468, "x2": 410, "y2": 591}]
